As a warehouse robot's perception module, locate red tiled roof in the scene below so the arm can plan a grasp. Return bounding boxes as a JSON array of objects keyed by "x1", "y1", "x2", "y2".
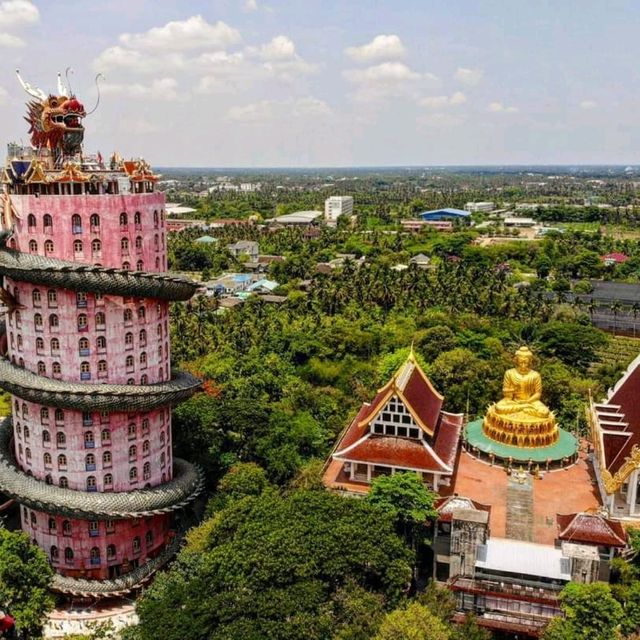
[
  {"x1": 433, "y1": 411, "x2": 464, "y2": 469},
  {"x1": 335, "y1": 435, "x2": 450, "y2": 473},
  {"x1": 557, "y1": 512, "x2": 627, "y2": 547},
  {"x1": 601, "y1": 252, "x2": 629, "y2": 263},
  {"x1": 599, "y1": 356, "x2": 640, "y2": 474},
  {"x1": 401, "y1": 366, "x2": 443, "y2": 433}
]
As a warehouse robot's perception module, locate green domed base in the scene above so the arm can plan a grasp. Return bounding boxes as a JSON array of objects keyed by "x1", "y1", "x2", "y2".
[{"x1": 464, "y1": 419, "x2": 579, "y2": 464}]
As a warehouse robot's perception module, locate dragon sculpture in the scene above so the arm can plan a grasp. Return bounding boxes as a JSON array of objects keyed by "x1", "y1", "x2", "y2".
[{"x1": 16, "y1": 70, "x2": 89, "y2": 161}]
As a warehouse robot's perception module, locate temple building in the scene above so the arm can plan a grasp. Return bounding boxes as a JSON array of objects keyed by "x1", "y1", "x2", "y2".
[
  {"x1": 590, "y1": 353, "x2": 640, "y2": 520},
  {"x1": 322, "y1": 349, "x2": 463, "y2": 495},
  {"x1": 0, "y1": 71, "x2": 203, "y2": 598}
]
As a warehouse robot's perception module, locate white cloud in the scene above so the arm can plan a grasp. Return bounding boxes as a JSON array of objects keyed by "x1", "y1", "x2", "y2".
[
  {"x1": 227, "y1": 97, "x2": 332, "y2": 122},
  {"x1": 0, "y1": 0, "x2": 38, "y2": 28},
  {"x1": 253, "y1": 35, "x2": 317, "y2": 79},
  {"x1": 454, "y1": 67, "x2": 484, "y2": 86},
  {"x1": 420, "y1": 91, "x2": 466, "y2": 109},
  {"x1": 0, "y1": 86, "x2": 8, "y2": 105},
  {"x1": 345, "y1": 34, "x2": 406, "y2": 63},
  {"x1": 344, "y1": 61, "x2": 420, "y2": 84},
  {"x1": 580, "y1": 100, "x2": 597, "y2": 110},
  {"x1": 260, "y1": 35, "x2": 295, "y2": 61},
  {"x1": 119, "y1": 15, "x2": 240, "y2": 51},
  {"x1": 418, "y1": 112, "x2": 467, "y2": 128},
  {"x1": 101, "y1": 78, "x2": 181, "y2": 102},
  {"x1": 93, "y1": 46, "x2": 186, "y2": 74},
  {"x1": 0, "y1": 31, "x2": 22, "y2": 46},
  {"x1": 243, "y1": 0, "x2": 258, "y2": 11},
  {"x1": 488, "y1": 101, "x2": 518, "y2": 113}
]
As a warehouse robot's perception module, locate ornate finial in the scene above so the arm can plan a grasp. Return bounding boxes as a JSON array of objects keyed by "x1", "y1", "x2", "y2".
[{"x1": 408, "y1": 340, "x2": 415, "y2": 360}]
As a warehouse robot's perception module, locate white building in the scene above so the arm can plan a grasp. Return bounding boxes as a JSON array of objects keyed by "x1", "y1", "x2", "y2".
[
  {"x1": 465, "y1": 201, "x2": 495, "y2": 213},
  {"x1": 325, "y1": 196, "x2": 354, "y2": 224}
]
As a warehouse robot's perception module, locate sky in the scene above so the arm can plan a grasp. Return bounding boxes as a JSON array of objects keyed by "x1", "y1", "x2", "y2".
[{"x1": 0, "y1": 0, "x2": 639, "y2": 167}]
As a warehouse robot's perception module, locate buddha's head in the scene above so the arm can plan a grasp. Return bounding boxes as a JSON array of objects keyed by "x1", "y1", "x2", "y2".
[{"x1": 514, "y1": 346, "x2": 534, "y2": 373}]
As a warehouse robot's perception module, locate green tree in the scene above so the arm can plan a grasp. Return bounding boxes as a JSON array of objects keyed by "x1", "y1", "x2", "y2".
[
  {"x1": 0, "y1": 527, "x2": 54, "y2": 638},
  {"x1": 543, "y1": 582, "x2": 623, "y2": 640},
  {"x1": 374, "y1": 601, "x2": 451, "y2": 640},
  {"x1": 133, "y1": 490, "x2": 412, "y2": 640}
]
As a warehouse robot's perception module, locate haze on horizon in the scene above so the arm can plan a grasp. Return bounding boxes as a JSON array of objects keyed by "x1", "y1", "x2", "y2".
[{"x1": 0, "y1": 0, "x2": 638, "y2": 168}]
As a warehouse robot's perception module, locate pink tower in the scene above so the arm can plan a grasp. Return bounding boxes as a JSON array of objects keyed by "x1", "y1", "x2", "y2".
[{"x1": 0, "y1": 71, "x2": 203, "y2": 597}]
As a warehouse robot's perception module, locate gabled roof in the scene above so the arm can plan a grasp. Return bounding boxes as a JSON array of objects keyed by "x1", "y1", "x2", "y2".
[
  {"x1": 435, "y1": 495, "x2": 491, "y2": 522},
  {"x1": 419, "y1": 208, "x2": 470, "y2": 218},
  {"x1": 357, "y1": 350, "x2": 443, "y2": 436},
  {"x1": 557, "y1": 512, "x2": 627, "y2": 547},
  {"x1": 593, "y1": 354, "x2": 640, "y2": 483}
]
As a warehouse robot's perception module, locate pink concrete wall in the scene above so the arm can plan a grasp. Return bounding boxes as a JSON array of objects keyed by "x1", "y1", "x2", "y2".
[
  {"x1": 22, "y1": 506, "x2": 172, "y2": 580},
  {"x1": 8, "y1": 189, "x2": 181, "y2": 582}
]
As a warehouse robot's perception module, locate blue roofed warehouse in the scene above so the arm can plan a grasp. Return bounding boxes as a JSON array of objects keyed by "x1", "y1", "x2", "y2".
[{"x1": 419, "y1": 208, "x2": 471, "y2": 223}]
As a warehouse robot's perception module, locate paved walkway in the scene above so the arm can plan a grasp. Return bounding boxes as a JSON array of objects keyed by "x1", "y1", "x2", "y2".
[
  {"x1": 506, "y1": 474, "x2": 534, "y2": 541},
  {"x1": 44, "y1": 601, "x2": 137, "y2": 639}
]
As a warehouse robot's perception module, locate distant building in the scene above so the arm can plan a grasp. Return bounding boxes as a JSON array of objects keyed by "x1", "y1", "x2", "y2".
[
  {"x1": 465, "y1": 201, "x2": 495, "y2": 213},
  {"x1": 322, "y1": 349, "x2": 463, "y2": 495},
  {"x1": 240, "y1": 182, "x2": 262, "y2": 192},
  {"x1": 401, "y1": 219, "x2": 453, "y2": 232},
  {"x1": 247, "y1": 278, "x2": 280, "y2": 294},
  {"x1": 204, "y1": 272, "x2": 257, "y2": 296},
  {"x1": 419, "y1": 208, "x2": 471, "y2": 224},
  {"x1": 601, "y1": 252, "x2": 629, "y2": 266},
  {"x1": 166, "y1": 204, "x2": 198, "y2": 217},
  {"x1": 325, "y1": 196, "x2": 354, "y2": 224},
  {"x1": 268, "y1": 210, "x2": 323, "y2": 226},
  {"x1": 409, "y1": 253, "x2": 431, "y2": 268},
  {"x1": 227, "y1": 240, "x2": 259, "y2": 262},
  {"x1": 166, "y1": 219, "x2": 206, "y2": 233},
  {"x1": 504, "y1": 217, "x2": 536, "y2": 228},
  {"x1": 195, "y1": 235, "x2": 218, "y2": 245}
]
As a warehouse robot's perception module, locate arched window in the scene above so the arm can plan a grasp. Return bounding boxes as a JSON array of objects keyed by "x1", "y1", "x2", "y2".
[
  {"x1": 134, "y1": 211, "x2": 141, "y2": 227},
  {"x1": 44, "y1": 239, "x2": 54, "y2": 253},
  {"x1": 15, "y1": 422, "x2": 21, "y2": 436},
  {"x1": 64, "y1": 547, "x2": 74, "y2": 564},
  {"x1": 47, "y1": 289, "x2": 57, "y2": 306},
  {"x1": 50, "y1": 337, "x2": 60, "y2": 353},
  {"x1": 43, "y1": 214, "x2": 53, "y2": 229},
  {"x1": 104, "y1": 473, "x2": 113, "y2": 488},
  {"x1": 129, "y1": 467, "x2": 138, "y2": 482},
  {"x1": 32, "y1": 289, "x2": 41, "y2": 306},
  {"x1": 95, "y1": 311, "x2": 105, "y2": 327},
  {"x1": 142, "y1": 418, "x2": 150, "y2": 434},
  {"x1": 21, "y1": 403, "x2": 28, "y2": 418},
  {"x1": 90, "y1": 547, "x2": 101, "y2": 565},
  {"x1": 42, "y1": 429, "x2": 51, "y2": 444},
  {"x1": 128, "y1": 445, "x2": 137, "y2": 461},
  {"x1": 91, "y1": 238, "x2": 101, "y2": 253},
  {"x1": 155, "y1": 256, "x2": 160, "y2": 270},
  {"x1": 123, "y1": 309, "x2": 133, "y2": 323},
  {"x1": 57, "y1": 453, "x2": 67, "y2": 468},
  {"x1": 139, "y1": 329, "x2": 147, "y2": 345},
  {"x1": 136, "y1": 260, "x2": 144, "y2": 271},
  {"x1": 153, "y1": 210, "x2": 159, "y2": 227},
  {"x1": 119, "y1": 212, "x2": 128, "y2": 226},
  {"x1": 133, "y1": 536, "x2": 141, "y2": 553},
  {"x1": 52, "y1": 362, "x2": 61, "y2": 376},
  {"x1": 37, "y1": 361, "x2": 46, "y2": 375},
  {"x1": 27, "y1": 213, "x2": 36, "y2": 228},
  {"x1": 41, "y1": 407, "x2": 49, "y2": 422},
  {"x1": 157, "y1": 324, "x2": 162, "y2": 337},
  {"x1": 79, "y1": 337, "x2": 89, "y2": 354},
  {"x1": 139, "y1": 352, "x2": 147, "y2": 366},
  {"x1": 101, "y1": 428, "x2": 111, "y2": 443},
  {"x1": 143, "y1": 462, "x2": 151, "y2": 480},
  {"x1": 121, "y1": 237, "x2": 129, "y2": 252},
  {"x1": 125, "y1": 356, "x2": 134, "y2": 373},
  {"x1": 50, "y1": 545, "x2": 59, "y2": 562},
  {"x1": 142, "y1": 440, "x2": 150, "y2": 455},
  {"x1": 140, "y1": 374, "x2": 148, "y2": 385},
  {"x1": 43, "y1": 452, "x2": 52, "y2": 466},
  {"x1": 90, "y1": 213, "x2": 100, "y2": 229},
  {"x1": 73, "y1": 239, "x2": 83, "y2": 253},
  {"x1": 160, "y1": 452, "x2": 166, "y2": 467},
  {"x1": 30, "y1": 511, "x2": 36, "y2": 527},
  {"x1": 145, "y1": 529, "x2": 153, "y2": 547},
  {"x1": 138, "y1": 306, "x2": 146, "y2": 320},
  {"x1": 107, "y1": 544, "x2": 116, "y2": 560},
  {"x1": 35, "y1": 336, "x2": 44, "y2": 352},
  {"x1": 15, "y1": 334, "x2": 22, "y2": 350},
  {"x1": 103, "y1": 450, "x2": 112, "y2": 466},
  {"x1": 71, "y1": 214, "x2": 82, "y2": 233},
  {"x1": 25, "y1": 447, "x2": 31, "y2": 461},
  {"x1": 135, "y1": 236, "x2": 143, "y2": 250},
  {"x1": 55, "y1": 408, "x2": 64, "y2": 422},
  {"x1": 96, "y1": 336, "x2": 107, "y2": 351},
  {"x1": 77, "y1": 314, "x2": 87, "y2": 331},
  {"x1": 85, "y1": 453, "x2": 96, "y2": 470},
  {"x1": 59, "y1": 476, "x2": 68, "y2": 488},
  {"x1": 86, "y1": 476, "x2": 97, "y2": 491},
  {"x1": 128, "y1": 423, "x2": 137, "y2": 439},
  {"x1": 14, "y1": 310, "x2": 21, "y2": 329},
  {"x1": 125, "y1": 332, "x2": 133, "y2": 348},
  {"x1": 80, "y1": 362, "x2": 90, "y2": 379},
  {"x1": 49, "y1": 314, "x2": 59, "y2": 328},
  {"x1": 122, "y1": 261, "x2": 131, "y2": 270},
  {"x1": 48, "y1": 517, "x2": 56, "y2": 532},
  {"x1": 23, "y1": 426, "x2": 30, "y2": 441},
  {"x1": 45, "y1": 474, "x2": 53, "y2": 485},
  {"x1": 97, "y1": 360, "x2": 107, "y2": 377},
  {"x1": 84, "y1": 430, "x2": 94, "y2": 446},
  {"x1": 62, "y1": 520, "x2": 72, "y2": 535},
  {"x1": 29, "y1": 239, "x2": 37, "y2": 253}
]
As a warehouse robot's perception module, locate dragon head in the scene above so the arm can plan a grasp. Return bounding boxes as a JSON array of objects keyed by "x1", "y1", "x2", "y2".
[{"x1": 17, "y1": 70, "x2": 87, "y2": 156}]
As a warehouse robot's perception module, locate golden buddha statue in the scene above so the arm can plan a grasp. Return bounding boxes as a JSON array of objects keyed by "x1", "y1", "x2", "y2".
[{"x1": 483, "y1": 346, "x2": 559, "y2": 448}]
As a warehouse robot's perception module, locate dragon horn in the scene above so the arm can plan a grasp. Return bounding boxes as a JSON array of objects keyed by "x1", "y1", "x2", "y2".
[
  {"x1": 57, "y1": 72, "x2": 66, "y2": 96},
  {"x1": 16, "y1": 69, "x2": 46, "y2": 101}
]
